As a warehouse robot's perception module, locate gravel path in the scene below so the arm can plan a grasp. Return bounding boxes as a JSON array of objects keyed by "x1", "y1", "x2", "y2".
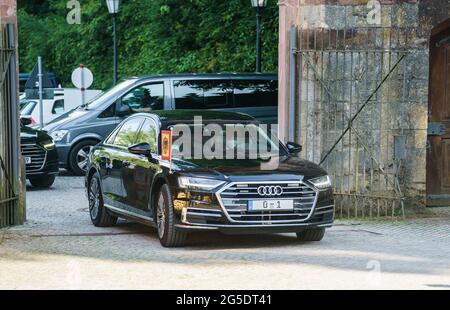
[{"x1": 0, "y1": 175, "x2": 449, "y2": 290}]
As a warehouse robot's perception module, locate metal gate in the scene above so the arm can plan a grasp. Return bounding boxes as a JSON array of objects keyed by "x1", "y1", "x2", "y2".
[
  {"x1": 293, "y1": 27, "x2": 425, "y2": 218},
  {"x1": 0, "y1": 23, "x2": 23, "y2": 228}
]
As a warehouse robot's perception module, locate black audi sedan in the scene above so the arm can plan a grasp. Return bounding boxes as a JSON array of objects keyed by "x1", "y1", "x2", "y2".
[
  {"x1": 85, "y1": 111, "x2": 334, "y2": 247},
  {"x1": 20, "y1": 118, "x2": 59, "y2": 188}
]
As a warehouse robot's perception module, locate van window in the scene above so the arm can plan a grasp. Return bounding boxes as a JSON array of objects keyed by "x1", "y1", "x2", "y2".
[
  {"x1": 120, "y1": 83, "x2": 164, "y2": 113},
  {"x1": 52, "y1": 99, "x2": 65, "y2": 114},
  {"x1": 173, "y1": 80, "x2": 205, "y2": 109},
  {"x1": 98, "y1": 103, "x2": 116, "y2": 118},
  {"x1": 174, "y1": 80, "x2": 233, "y2": 109},
  {"x1": 233, "y1": 80, "x2": 277, "y2": 108},
  {"x1": 203, "y1": 80, "x2": 233, "y2": 108}
]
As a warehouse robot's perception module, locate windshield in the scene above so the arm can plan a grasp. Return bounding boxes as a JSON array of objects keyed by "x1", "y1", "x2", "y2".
[
  {"x1": 81, "y1": 79, "x2": 137, "y2": 110},
  {"x1": 171, "y1": 123, "x2": 287, "y2": 160}
]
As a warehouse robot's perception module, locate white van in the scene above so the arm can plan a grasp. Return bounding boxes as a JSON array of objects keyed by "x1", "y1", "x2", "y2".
[{"x1": 20, "y1": 88, "x2": 101, "y2": 127}]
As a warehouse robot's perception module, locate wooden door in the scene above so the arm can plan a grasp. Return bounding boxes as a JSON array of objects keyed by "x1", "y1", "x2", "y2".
[{"x1": 427, "y1": 19, "x2": 450, "y2": 206}]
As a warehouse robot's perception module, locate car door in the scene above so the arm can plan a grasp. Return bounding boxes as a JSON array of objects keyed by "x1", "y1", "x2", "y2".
[
  {"x1": 121, "y1": 117, "x2": 160, "y2": 212},
  {"x1": 99, "y1": 117, "x2": 144, "y2": 207}
]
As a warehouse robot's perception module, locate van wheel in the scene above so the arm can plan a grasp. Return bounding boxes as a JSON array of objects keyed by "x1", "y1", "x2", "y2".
[
  {"x1": 88, "y1": 173, "x2": 117, "y2": 227},
  {"x1": 29, "y1": 175, "x2": 56, "y2": 188},
  {"x1": 69, "y1": 139, "x2": 98, "y2": 176},
  {"x1": 156, "y1": 184, "x2": 188, "y2": 247},
  {"x1": 296, "y1": 228, "x2": 326, "y2": 241}
]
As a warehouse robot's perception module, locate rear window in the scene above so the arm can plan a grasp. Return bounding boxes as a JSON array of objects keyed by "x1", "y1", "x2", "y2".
[{"x1": 174, "y1": 79, "x2": 277, "y2": 109}]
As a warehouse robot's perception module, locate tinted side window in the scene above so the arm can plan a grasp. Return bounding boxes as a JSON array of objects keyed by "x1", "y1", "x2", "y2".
[
  {"x1": 174, "y1": 80, "x2": 233, "y2": 109},
  {"x1": 135, "y1": 119, "x2": 158, "y2": 153},
  {"x1": 121, "y1": 83, "x2": 164, "y2": 113},
  {"x1": 174, "y1": 80, "x2": 204, "y2": 109},
  {"x1": 113, "y1": 118, "x2": 143, "y2": 148},
  {"x1": 233, "y1": 79, "x2": 277, "y2": 108},
  {"x1": 98, "y1": 103, "x2": 116, "y2": 118},
  {"x1": 203, "y1": 80, "x2": 233, "y2": 108}
]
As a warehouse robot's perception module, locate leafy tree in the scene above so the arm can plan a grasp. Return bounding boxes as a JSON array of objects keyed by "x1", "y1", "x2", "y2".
[{"x1": 18, "y1": 0, "x2": 278, "y2": 90}]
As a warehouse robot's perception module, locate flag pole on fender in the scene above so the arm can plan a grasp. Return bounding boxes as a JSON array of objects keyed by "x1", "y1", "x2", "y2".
[{"x1": 161, "y1": 128, "x2": 173, "y2": 173}]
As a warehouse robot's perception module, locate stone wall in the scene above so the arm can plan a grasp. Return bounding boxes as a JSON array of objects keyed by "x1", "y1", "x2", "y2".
[{"x1": 278, "y1": 0, "x2": 450, "y2": 214}]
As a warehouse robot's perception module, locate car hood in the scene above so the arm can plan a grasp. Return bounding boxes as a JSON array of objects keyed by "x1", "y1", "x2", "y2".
[
  {"x1": 172, "y1": 156, "x2": 327, "y2": 182},
  {"x1": 20, "y1": 126, "x2": 52, "y2": 144},
  {"x1": 43, "y1": 107, "x2": 92, "y2": 132}
]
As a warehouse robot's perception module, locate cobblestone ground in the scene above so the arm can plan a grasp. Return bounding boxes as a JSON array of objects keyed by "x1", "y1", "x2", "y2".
[{"x1": 0, "y1": 175, "x2": 449, "y2": 290}]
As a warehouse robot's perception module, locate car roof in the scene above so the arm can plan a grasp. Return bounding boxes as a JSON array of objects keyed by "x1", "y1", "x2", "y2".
[
  {"x1": 134, "y1": 110, "x2": 256, "y2": 126},
  {"x1": 123, "y1": 73, "x2": 277, "y2": 83}
]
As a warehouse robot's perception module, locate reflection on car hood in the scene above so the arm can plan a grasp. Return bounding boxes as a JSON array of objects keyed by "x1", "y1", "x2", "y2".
[
  {"x1": 20, "y1": 126, "x2": 52, "y2": 144},
  {"x1": 172, "y1": 156, "x2": 327, "y2": 181},
  {"x1": 43, "y1": 108, "x2": 91, "y2": 132}
]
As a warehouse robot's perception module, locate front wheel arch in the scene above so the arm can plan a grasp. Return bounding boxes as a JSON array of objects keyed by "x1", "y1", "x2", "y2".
[
  {"x1": 150, "y1": 177, "x2": 169, "y2": 219},
  {"x1": 68, "y1": 138, "x2": 101, "y2": 175}
]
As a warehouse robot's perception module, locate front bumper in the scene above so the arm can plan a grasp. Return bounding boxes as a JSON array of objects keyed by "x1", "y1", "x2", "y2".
[
  {"x1": 172, "y1": 181, "x2": 334, "y2": 233},
  {"x1": 21, "y1": 144, "x2": 59, "y2": 177},
  {"x1": 54, "y1": 143, "x2": 71, "y2": 168}
]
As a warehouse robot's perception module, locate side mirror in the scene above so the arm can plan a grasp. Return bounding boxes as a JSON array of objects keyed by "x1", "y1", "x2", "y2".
[
  {"x1": 128, "y1": 143, "x2": 152, "y2": 158},
  {"x1": 286, "y1": 142, "x2": 302, "y2": 154},
  {"x1": 20, "y1": 117, "x2": 32, "y2": 127},
  {"x1": 116, "y1": 103, "x2": 131, "y2": 117}
]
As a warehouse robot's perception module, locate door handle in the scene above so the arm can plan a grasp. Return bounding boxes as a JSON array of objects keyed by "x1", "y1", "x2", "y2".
[{"x1": 123, "y1": 160, "x2": 131, "y2": 167}]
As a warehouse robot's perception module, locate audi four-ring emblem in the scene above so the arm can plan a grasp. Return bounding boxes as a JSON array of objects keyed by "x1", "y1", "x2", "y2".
[{"x1": 257, "y1": 185, "x2": 283, "y2": 196}]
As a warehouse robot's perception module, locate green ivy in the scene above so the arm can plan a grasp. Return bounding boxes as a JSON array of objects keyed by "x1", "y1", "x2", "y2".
[{"x1": 18, "y1": 0, "x2": 278, "y2": 90}]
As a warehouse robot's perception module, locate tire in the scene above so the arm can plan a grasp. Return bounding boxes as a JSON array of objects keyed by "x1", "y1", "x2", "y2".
[
  {"x1": 296, "y1": 227, "x2": 326, "y2": 242},
  {"x1": 156, "y1": 184, "x2": 188, "y2": 247},
  {"x1": 69, "y1": 139, "x2": 98, "y2": 176},
  {"x1": 29, "y1": 175, "x2": 56, "y2": 188},
  {"x1": 88, "y1": 173, "x2": 117, "y2": 227}
]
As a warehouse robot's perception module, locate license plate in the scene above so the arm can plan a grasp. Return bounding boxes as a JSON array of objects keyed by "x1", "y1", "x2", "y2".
[
  {"x1": 25, "y1": 157, "x2": 32, "y2": 164},
  {"x1": 248, "y1": 200, "x2": 294, "y2": 212}
]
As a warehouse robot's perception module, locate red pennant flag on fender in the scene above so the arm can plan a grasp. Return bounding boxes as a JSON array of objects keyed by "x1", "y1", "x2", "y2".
[{"x1": 161, "y1": 130, "x2": 172, "y2": 161}]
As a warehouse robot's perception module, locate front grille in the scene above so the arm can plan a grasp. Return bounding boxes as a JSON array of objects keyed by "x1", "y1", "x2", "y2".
[
  {"x1": 21, "y1": 144, "x2": 47, "y2": 172},
  {"x1": 217, "y1": 182, "x2": 318, "y2": 224}
]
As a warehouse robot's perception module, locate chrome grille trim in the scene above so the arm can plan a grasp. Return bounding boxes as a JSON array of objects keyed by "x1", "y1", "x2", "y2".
[
  {"x1": 21, "y1": 144, "x2": 47, "y2": 172},
  {"x1": 186, "y1": 211, "x2": 222, "y2": 218},
  {"x1": 216, "y1": 181, "x2": 319, "y2": 224}
]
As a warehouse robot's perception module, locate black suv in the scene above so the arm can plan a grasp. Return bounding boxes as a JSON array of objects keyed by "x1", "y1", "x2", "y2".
[
  {"x1": 21, "y1": 119, "x2": 59, "y2": 187},
  {"x1": 85, "y1": 111, "x2": 334, "y2": 247}
]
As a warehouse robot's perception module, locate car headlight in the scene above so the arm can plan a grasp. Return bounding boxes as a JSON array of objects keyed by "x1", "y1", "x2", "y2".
[
  {"x1": 41, "y1": 140, "x2": 56, "y2": 150},
  {"x1": 50, "y1": 130, "x2": 68, "y2": 142},
  {"x1": 178, "y1": 176, "x2": 225, "y2": 191},
  {"x1": 309, "y1": 175, "x2": 332, "y2": 191}
]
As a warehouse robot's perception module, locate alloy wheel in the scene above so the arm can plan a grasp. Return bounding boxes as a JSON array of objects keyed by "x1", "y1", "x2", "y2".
[
  {"x1": 89, "y1": 179, "x2": 100, "y2": 220},
  {"x1": 157, "y1": 192, "x2": 166, "y2": 239},
  {"x1": 76, "y1": 146, "x2": 92, "y2": 172}
]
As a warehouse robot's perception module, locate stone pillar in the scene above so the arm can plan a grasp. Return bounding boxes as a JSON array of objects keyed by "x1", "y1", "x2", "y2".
[{"x1": 278, "y1": 0, "x2": 300, "y2": 143}]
